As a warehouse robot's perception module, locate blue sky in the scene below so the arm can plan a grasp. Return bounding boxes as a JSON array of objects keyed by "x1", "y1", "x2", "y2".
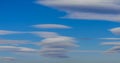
[{"x1": 0, "y1": 0, "x2": 120, "y2": 63}]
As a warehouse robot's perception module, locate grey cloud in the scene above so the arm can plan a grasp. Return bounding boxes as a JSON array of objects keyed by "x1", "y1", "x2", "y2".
[
  {"x1": 0, "y1": 57, "x2": 16, "y2": 62},
  {"x1": 35, "y1": 32, "x2": 79, "y2": 58},
  {"x1": 105, "y1": 46, "x2": 120, "y2": 53}
]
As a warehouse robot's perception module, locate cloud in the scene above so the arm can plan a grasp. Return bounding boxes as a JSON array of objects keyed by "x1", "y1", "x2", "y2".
[
  {"x1": 0, "y1": 46, "x2": 38, "y2": 53},
  {"x1": 110, "y1": 27, "x2": 120, "y2": 35},
  {"x1": 71, "y1": 50, "x2": 103, "y2": 53},
  {"x1": 32, "y1": 24, "x2": 71, "y2": 29},
  {"x1": 105, "y1": 46, "x2": 120, "y2": 53},
  {"x1": 39, "y1": 36, "x2": 78, "y2": 58},
  {"x1": 0, "y1": 39, "x2": 32, "y2": 45},
  {"x1": 34, "y1": 32, "x2": 79, "y2": 58},
  {"x1": 0, "y1": 30, "x2": 23, "y2": 35},
  {"x1": 31, "y1": 32, "x2": 59, "y2": 38},
  {"x1": 102, "y1": 42, "x2": 120, "y2": 45},
  {"x1": 100, "y1": 38, "x2": 120, "y2": 40},
  {"x1": 37, "y1": 0, "x2": 120, "y2": 22},
  {"x1": 0, "y1": 57, "x2": 16, "y2": 62}
]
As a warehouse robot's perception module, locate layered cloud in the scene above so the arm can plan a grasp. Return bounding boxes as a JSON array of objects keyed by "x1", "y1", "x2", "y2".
[
  {"x1": 32, "y1": 24, "x2": 71, "y2": 29},
  {"x1": 35, "y1": 32, "x2": 79, "y2": 58},
  {"x1": 37, "y1": 0, "x2": 120, "y2": 22}
]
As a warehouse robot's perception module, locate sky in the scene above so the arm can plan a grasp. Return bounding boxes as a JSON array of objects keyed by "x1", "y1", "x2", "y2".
[{"x1": 0, "y1": 0, "x2": 120, "y2": 63}]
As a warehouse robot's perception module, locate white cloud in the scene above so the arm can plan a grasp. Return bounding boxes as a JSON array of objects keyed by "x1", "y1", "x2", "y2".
[
  {"x1": 0, "y1": 30, "x2": 23, "y2": 35},
  {"x1": 110, "y1": 27, "x2": 120, "y2": 35},
  {"x1": 0, "y1": 46, "x2": 38, "y2": 53},
  {"x1": 71, "y1": 50, "x2": 103, "y2": 53},
  {"x1": 32, "y1": 24, "x2": 71, "y2": 29},
  {"x1": 37, "y1": 0, "x2": 120, "y2": 22},
  {"x1": 0, "y1": 40, "x2": 32, "y2": 45},
  {"x1": 0, "y1": 57, "x2": 16, "y2": 62},
  {"x1": 31, "y1": 32, "x2": 59, "y2": 38},
  {"x1": 100, "y1": 38, "x2": 120, "y2": 40},
  {"x1": 102, "y1": 42, "x2": 120, "y2": 45}
]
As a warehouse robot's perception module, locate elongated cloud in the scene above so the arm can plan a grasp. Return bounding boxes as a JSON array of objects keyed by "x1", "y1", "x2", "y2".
[
  {"x1": 105, "y1": 46, "x2": 120, "y2": 53},
  {"x1": 0, "y1": 40, "x2": 32, "y2": 45},
  {"x1": 110, "y1": 27, "x2": 120, "y2": 35},
  {"x1": 37, "y1": 0, "x2": 120, "y2": 22},
  {"x1": 32, "y1": 24, "x2": 71, "y2": 29},
  {"x1": 102, "y1": 42, "x2": 120, "y2": 45},
  {"x1": 100, "y1": 38, "x2": 120, "y2": 40},
  {"x1": 0, "y1": 46, "x2": 38, "y2": 53},
  {"x1": 31, "y1": 32, "x2": 59, "y2": 38},
  {"x1": 0, "y1": 57, "x2": 16, "y2": 62},
  {"x1": 0, "y1": 30, "x2": 23, "y2": 35}
]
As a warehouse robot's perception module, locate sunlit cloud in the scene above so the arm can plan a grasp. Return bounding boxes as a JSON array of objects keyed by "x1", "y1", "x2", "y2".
[
  {"x1": 32, "y1": 24, "x2": 71, "y2": 29},
  {"x1": 109, "y1": 27, "x2": 120, "y2": 35}
]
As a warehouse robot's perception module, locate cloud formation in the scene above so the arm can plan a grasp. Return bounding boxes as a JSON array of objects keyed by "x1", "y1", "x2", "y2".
[
  {"x1": 31, "y1": 32, "x2": 59, "y2": 38},
  {"x1": 32, "y1": 24, "x2": 71, "y2": 29},
  {"x1": 0, "y1": 57, "x2": 16, "y2": 62},
  {"x1": 0, "y1": 30, "x2": 23, "y2": 35},
  {"x1": 35, "y1": 32, "x2": 78, "y2": 58},
  {"x1": 102, "y1": 42, "x2": 120, "y2": 46},
  {"x1": 0, "y1": 40, "x2": 32, "y2": 45},
  {"x1": 0, "y1": 46, "x2": 38, "y2": 53},
  {"x1": 37, "y1": 0, "x2": 120, "y2": 22},
  {"x1": 100, "y1": 38, "x2": 120, "y2": 40},
  {"x1": 105, "y1": 46, "x2": 120, "y2": 53},
  {"x1": 110, "y1": 27, "x2": 120, "y2": 35}
]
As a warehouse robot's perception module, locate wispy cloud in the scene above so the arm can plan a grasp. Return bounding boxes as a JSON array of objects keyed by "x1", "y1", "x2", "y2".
[
  {"x1": 0, "y1": 46, "x2": 38, "y2": 53},
  {"x1": 0, "y1": 57, "x2": 16, "y2": 62},
  {"x1": 32, "y1": 24, "x2": 71, "y2": 29},
  {"x1": 100, "y1": 38, "x2": 120, "y2": 40},
  {"x1": 31, "y1": 31, "x2": 59, "y2": 38},
  {"x1": 37, "y1": 0, "x2": 120, "y2": 22},
  {"x1": 0, "y1": 39, "x2": 32, "y2": 45},
  {"x1": 105, "y1": 46, "x2": 120, "y2": 53},
  {"x1": 102, "y1": 42, "x2": 120, "y2": 46},
  {"x1": 0, "y1": 30, "x2": 24, "y2": 35}
]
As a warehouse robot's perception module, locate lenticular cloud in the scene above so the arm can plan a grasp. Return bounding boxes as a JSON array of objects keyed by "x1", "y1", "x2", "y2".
[
  {"x1": 36, "y1": 32, "x2": 78, "y2": 58},
  {"x1": 40, "y1": 36, "x2": 78, "y2": 58}
]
